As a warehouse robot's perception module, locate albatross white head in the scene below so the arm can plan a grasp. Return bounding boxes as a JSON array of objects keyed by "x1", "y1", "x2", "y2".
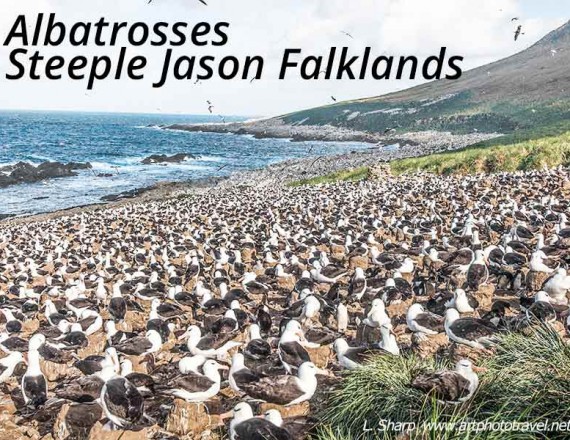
[
  {"x1": 455, "y1": 359, "x2": 479, "y2": 397},
  {"x1": 264, "y1": 409, "x2": 284, "y2": 427},
  {"x1": 228, "y1": 402, "x2": 255, "y2": 439}
]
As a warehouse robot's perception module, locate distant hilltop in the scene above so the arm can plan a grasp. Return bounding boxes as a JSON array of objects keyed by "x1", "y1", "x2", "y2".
[
  {"x1": 274, "y1": 20, "x2": 570, "y2": 136},
  {"x1": 169, "y1": 21, "x2": 570, "y2": 142}
]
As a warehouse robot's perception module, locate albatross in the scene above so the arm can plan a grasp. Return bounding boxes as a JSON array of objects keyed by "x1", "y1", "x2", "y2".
[
  {"x1": 157, "y1": 359, "x2": 227, "y2": 402},
  {"x1": 444, "y1": 308, "x2": 497, "y2": 349},
  {"x1": 237, "y1": 361, "x2": 321, "y2": 406},
  {"x1": 412, "y1": 359, "x2": 480, "y2": 404},
  {"x1": 406, "y1": 303, "x2": 444, "y2": 337},
  {"x1": 228, "y1": 402, "x2": 293, "y2": 440}
]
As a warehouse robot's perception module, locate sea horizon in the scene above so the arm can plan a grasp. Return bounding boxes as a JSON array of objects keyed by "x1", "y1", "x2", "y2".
[{"x1": 0, "y1": 110, "x2": 372, "y2": 217}]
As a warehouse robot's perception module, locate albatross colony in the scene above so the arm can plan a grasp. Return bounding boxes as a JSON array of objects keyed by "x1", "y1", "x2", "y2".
[{"x1": 1, "y1": 165, "x2": 570, "y2": 439}]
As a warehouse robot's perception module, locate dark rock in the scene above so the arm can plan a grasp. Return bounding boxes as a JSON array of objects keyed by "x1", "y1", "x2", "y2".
[
  {"x1": 101, "y1": 187, "x2": 151, "y2": 202},
  {"x1": 141, "y1": 153, "x2": 197, "y2": 165},
  {"x1": 0, "y1": 161, "x2": 92, "y2": 188}
]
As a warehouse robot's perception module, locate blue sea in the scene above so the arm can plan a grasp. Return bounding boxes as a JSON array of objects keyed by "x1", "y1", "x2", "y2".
[{"x1": 0, "y1": 111, "x2": 371, "y2": 216}]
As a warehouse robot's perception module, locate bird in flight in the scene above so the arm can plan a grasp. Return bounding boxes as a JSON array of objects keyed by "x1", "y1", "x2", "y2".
[
  {"x1": 331, "y1": 96, "x2": 337, "y2": 102},
  {"x1": 511, "y1": 17, "x2": 519, "y2": 21},
  {"x1": 514, "y1": 25, "x2": 524, "y2": 41},
  {"x1": 341, "y1": 31, "x2": 354, "y2": 39}
]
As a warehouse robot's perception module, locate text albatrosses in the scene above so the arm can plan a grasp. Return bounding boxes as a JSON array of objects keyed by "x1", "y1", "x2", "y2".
[{"x1": 2, "y1": 13, "x2": 465, "y2": 89}]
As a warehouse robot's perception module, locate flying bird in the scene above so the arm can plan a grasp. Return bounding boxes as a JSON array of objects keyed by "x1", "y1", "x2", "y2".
[
  {"x1": 331, "y1": 96, "x2": 337, "y2": 102},
  {"x1": 341, "y1": 31, "x2": 354, "y2": 39},
  {"x1": 514, "y1": 25, "x2": 524, "y2": 41},
  {"x1": 511, "y1": 17, "x2": 519, "y2": 21}
]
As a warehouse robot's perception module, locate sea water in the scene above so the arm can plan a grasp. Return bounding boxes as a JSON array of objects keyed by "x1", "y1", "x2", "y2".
[{"x1": 0, "y1": 111, "x2": 370, "y2": 216}]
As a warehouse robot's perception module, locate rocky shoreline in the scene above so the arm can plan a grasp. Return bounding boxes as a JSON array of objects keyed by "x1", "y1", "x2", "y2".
[
  {"x1": 164, "y1": 119, "x2": 501, "y2": 152},
  {"x1": 0, "y1": 128, "x2": 500, "y2": 224}
]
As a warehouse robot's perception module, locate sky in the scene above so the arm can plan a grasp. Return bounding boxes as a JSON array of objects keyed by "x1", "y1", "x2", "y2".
[{"x1": 0, "y1": 0, "x2": 566, "y2": 117}]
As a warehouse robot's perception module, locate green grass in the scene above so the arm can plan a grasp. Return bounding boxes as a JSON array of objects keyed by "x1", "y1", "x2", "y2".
[
  {"x1": 314, "y1": 326, "x2": 570, "y2": 440},
  {"x1": 288, "y1": 167, "x2": 370, "y2": 187},
  {"x1": 390, "y1": 128, "x2": 570, "y2": 175}
]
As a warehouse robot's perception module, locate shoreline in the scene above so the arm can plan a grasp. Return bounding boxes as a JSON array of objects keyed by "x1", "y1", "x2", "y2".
[
  {"x1": 1, "y1": 126, "x2": 498, "y2": 226},
  {"x1": 164, "y1": 119, "x2": 502, "y2": 149}
]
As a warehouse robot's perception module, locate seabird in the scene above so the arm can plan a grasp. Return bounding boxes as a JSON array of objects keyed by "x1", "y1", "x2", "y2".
[
  {"x1": 22, "y1": 338, "x2": 48, "y2": 407},
  {"x1": 406, "y1": 303, "x2": 444, "y2": 337},
  {"x1": 243, "y1": 324, "x2": 271, "y2": 360},
  {"x1": 412, "y1": 359, "x2": 480, "y2": 404},
  {"x1": 229, "y1": 352, "x2": 264, "y2": 392},
  {"x1": 362, "y1": 298, "x2": 391, "y2": 328},
  {"x1": 445, "y1": 289, "x2": 478, "y2": 313},
  {"x1": 238, "y1": 361, "x2": 320, "y2": 406},
  {"x1": 278, "y1": 320, "x2": 314, "y2": 374},
  {"x1": 333, "y1": 338, "x2": 390, "y2": 370},
  {"x1": 228, "y1": 402, "x2": 293, "y2": 440},
  {"x1": 445, "y1": 308, "x2": 497, "y2": 350},
  {"x1": 157, "y1": 359, "x2": 226, "y2": 402},
  {"x1": 100, "y1": 364, "x2": 144, "y2": 429},
  {"x1": 114, "y1": 329, "x2": 162, "y2": 356},
  {"x1": 180, "y1": 325, "x2": 241, "y2": 359},
  {"x1": 0, "y1": 352, "x2": 23, "y2": 383}
]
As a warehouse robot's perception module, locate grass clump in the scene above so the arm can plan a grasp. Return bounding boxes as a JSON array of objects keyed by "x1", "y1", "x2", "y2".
[
  {"x1": 391, "y1": 129, "x2": 570, "y2": 175},
  {"x1": 315, "y1": 326, "x2": 570, "y2": 440},
  {"x1": 288, "y1": 167, "x2": 369, "y2": 187}
]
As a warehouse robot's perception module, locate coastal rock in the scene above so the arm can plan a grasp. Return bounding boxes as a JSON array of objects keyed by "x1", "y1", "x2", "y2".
[
  {"x1": 0, "y1": 161, "x2": 92, "y2": 188},
  {"x1": 141, "y1": 153, "x2": 197, "y2": 165}
]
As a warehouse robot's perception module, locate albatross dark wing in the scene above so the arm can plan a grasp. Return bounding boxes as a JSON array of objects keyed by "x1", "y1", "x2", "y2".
[
  {"x1": 412, "y1": 371, "x2": 471, "y2": 402},
  {"x1": 167, "y1": 372, "x2": 215, "y2": 393},
  {"x1": 103, "y1": 377, "x2": 144, "y2": 426},
  {"x1": 414, "y1": 312, "x2": 444, "y2": 333},
  {"x1": 279, "y1": 341, "x2": 310, "y2": 368},
  {"x1": 239, "y1": 375, "x2": 303, "y2": 405},
  {"x1": 235, "y1": 418, "x2": 293, "y2": 440},
  {"x1": 451, "y1": 318, "x2": 496, "y2": 340}
]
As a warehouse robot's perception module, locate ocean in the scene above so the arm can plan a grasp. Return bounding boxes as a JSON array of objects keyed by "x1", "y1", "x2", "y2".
[{"x1": 0, "y1": 111, "x2": 371, "y2": 216}]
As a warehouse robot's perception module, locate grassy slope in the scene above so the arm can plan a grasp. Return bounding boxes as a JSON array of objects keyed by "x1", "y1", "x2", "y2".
[
  {"x1": 276, "y1": 22, "x2": 570, "y2": 136},
  {"x1": 288, "y1": 167, "x2": 370, "y2": 186},
  {"x1": 391, "y1": 125, "x2": 570, "y2": 175}
]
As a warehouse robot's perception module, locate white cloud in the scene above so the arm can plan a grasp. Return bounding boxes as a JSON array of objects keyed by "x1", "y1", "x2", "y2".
[{"x1": 0, "y1": 0, "x2": 565, "y2": 116}]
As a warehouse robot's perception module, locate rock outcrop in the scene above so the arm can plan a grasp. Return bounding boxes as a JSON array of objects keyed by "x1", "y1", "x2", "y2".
[
  {"x1": 141, "y1": 153, "x2": 197, "y2": 165},
  {"x1": 0, "y1": 161, "x2": 92, "y2": 188}
]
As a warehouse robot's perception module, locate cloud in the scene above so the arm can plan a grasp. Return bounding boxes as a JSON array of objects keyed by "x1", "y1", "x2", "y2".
[{"x1": 0, "y1": 0, "x2": 565, "y2": 115}]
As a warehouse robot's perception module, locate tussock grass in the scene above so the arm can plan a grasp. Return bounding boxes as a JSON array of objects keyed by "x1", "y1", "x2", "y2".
[
  {"x1": 288, "y1": 167, "x2": 369, "y2": 187},
  {"x1": 391, "y1": 130, "x2": 570, "y2": 175},
  {"x1": 314, "y1": 326, "x2": 570, "y2": 440}
]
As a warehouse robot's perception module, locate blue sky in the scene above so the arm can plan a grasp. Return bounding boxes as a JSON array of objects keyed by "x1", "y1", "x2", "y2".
[{"x1": 0, "y1": 0, "x2": 566, "y2": 116}]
